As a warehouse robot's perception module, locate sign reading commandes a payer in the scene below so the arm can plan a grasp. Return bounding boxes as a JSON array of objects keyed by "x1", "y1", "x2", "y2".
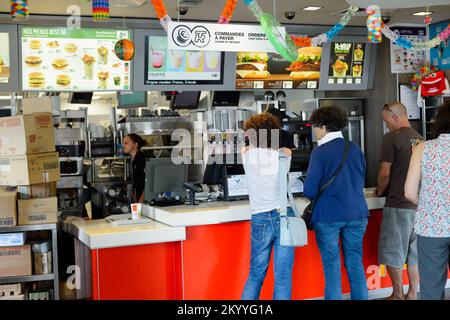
[{"x1": 167, "y1": 22, "x2": 285, "y2": 53}]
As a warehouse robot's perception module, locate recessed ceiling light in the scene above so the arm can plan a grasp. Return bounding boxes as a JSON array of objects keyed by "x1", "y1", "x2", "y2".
[
  {"x1": 413, "y1": 11, "x2": 433, "y2": 16},
  {"x1": 302, "y1": 6, "x2": 322, "y2": 11}
]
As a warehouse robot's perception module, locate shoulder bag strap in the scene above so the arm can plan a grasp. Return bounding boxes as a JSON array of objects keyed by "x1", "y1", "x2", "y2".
[{"x1": 279, "y1": 150, "x2": 288, "y2": 217}]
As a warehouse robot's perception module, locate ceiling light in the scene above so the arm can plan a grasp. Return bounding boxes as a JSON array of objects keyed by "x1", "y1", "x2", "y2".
[
  {"x1": 301, "y1": 6, "x2": 322, "y2": 11},
  {"x1": 413, "y1": 11, "x2": 433, "y2": 16}
]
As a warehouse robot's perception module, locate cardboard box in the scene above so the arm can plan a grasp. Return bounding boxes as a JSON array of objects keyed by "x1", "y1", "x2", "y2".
[
  {"x1": 0, "y1": 187, "x2": 17, "y2": 227},
  {"x1": 0, "y1": 233, "x2": 25, "y2": 247},
  {"x1": 0, "y1": 152, "x2": 60, "y2": 186},
  {"x1": 34, "y1": 251, "x2": 52, "y2": 275},
  {"x1": 22, "y1": 96, "x2": 60, "y2": 115},
  {"x1": 0, "y1": 113, "x2": 55, "y2": 156},
  {"x1": 18, "y1": 197, "x2": 58, "y2": 225},
  {"x1": 0, "y1": 283, "x2": 22, "y2": 298},
  {"x1": 0, "y1": 245, "x2": 32, "y2": 277},
  {"x1": 18, "y1": 182, "x2": 57, "y2": 199}
]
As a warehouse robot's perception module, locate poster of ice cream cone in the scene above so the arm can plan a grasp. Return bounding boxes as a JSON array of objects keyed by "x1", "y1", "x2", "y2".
[
  {"x1": 0, "y1": 33, "x2": 11, "y2": 84},
  {"x1": 145, "y1": 36, "x2": 224, "y2": 85}
]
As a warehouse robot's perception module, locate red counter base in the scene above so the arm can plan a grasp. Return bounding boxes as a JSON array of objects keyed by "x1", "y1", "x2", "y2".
[{"x1": 86, "y1": 209, "x2": 449, "y2": 300}]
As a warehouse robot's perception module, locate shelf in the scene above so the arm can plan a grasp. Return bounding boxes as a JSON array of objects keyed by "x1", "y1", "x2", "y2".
[
  {"x1": 0, "y1": 274, "x2": 55, "y2": 285},
  {"x1": 0, "y1": 224, "x2": 56, "y2": 233}
]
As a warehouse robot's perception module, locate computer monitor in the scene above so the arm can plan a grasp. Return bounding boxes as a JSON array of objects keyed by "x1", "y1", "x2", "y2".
[
  {"x1": 144, "y1": 158, "x2": 188, "y2": 201},
  {"x1": 117, "y1": 91, "x2": 147, "y2": 109},
  {"x1": 170, "y1": 91, "x2": 201, "y2": 110},
  {"x1": 212, "y1": 91, "x2": 241, "y2": 107},
  {"x1": 68, "y1": 92, "x2": 93, "y2": 104}
]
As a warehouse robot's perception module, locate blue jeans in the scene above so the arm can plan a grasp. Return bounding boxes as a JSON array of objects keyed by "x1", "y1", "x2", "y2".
[
  {"x1": 315, "y1": 218, "x2": 369, "y2": 300},
  {"x1": 242, "y1": 208, "x2": 295, "y2": 300}
]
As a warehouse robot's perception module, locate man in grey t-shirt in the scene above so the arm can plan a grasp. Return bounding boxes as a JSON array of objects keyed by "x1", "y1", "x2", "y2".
[{"x1": 376, "y1": 102, "x2": 423, "y2": 300}]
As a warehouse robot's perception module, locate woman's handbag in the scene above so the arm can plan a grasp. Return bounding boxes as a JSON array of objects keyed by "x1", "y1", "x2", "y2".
[
  {"x1": 279, "y1": 151, "x2": 308, "y2": 247},
  {"x1": 302, "y1": 140, "x2": 351, "y2": 231}
]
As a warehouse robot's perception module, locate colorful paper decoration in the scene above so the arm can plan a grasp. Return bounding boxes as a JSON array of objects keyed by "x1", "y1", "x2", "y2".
[
  {"x1": 92, "y1": 0, "x2": 110, "y2": 21},
  {"x1": 10, "y1": 0, "x2": 29, "y2": 21},
  {"x1": 424, "y1": 15, "x2": 432, "y2": 25},
  {"x1": 367, "y1": 5, "x2": 382, "y2": 43},
  {"x1": 114, "y1": 39, "x2": 135, "y2": 61},
  {"x1": 218, "y1": 0, "x2": 238, "y2": 24}
]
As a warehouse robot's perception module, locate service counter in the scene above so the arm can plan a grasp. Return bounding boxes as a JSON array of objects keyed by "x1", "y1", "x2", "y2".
[{"x1": 69, "y1": 189, "x2": 428, "y2": 300}]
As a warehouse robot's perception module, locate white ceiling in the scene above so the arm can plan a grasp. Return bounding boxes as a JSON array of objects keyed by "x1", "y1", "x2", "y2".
[{"x1": 1, "y1": 0, "x2": 449, "y2": 26}]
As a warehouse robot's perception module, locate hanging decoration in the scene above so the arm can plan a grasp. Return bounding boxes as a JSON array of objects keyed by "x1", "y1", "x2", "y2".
[
  {"x1": 366, "y1": 5, "x2": 382, "y2": 43},
  {"x1": 290, "y1": 6, "x2": 359, "y2": 49},
  {"x1": 243, "y1": 0, "x2": 298, "y2": 62},
  {"x1": 10, "y1": 0, "x2": 29, "y2": 21},
  {"x1": 92, "y1": 0, "x2": 110, "y2": 21},
  {"x1": 218, "y1": 0, "x2": 238, "y2": 24},
  {"x1": 114, "y1": 39, "x2": 135, "y2": 61},
  {"x1": 424, "y1": 6, "x2": 432, "y2": 25}
]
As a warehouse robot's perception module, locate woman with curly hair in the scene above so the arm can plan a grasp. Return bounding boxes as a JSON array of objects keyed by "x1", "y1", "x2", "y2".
[
  {"x1": 304, "y1": 106, "x2": 369, "y2": 300},
  {"x1": 241, "y1": 112, "x2": 295, "y2": 300}
]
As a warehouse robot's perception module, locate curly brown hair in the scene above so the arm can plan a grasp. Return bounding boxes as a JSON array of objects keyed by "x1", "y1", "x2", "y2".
[
  {"x1": 309, "y1": 106, "x2": 348, "y2": 132},
  {"x1": 244, "y1": 112, "x2": 281, "y2": 148},
  {"x1": 431, "y1": 101, "x2": 450, "y2": 139}
]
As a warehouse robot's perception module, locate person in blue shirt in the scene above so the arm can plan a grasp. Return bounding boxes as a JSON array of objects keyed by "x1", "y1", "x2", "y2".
[{"x1": 303, "y1": 106, "x2": 369, "y2": 300}]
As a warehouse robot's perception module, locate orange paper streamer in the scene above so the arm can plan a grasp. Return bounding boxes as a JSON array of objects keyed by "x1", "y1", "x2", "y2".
[
  {"x1": 151, "y1": 0, "x2": 167, "y2": 20},
  {"x1": 291, "y1": 35, "x2": 312, "y2": 47},
  {"x1": 219, "y1": 0, "x2": 238, "y2": 23}
]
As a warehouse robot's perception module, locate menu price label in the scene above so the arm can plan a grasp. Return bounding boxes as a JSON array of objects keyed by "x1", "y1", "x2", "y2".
[
  {"x1": 21, "y1": 26, "x2": 132, "y2": 91},
  {"x1": 327, "y1": 42, "x2": 365, "y2": 85},
  {"x1": 0, "y1": 33, "x2": 11, "y2": 84},
  {"x1": 145, "y1": 36, "x2": 224, "y2": 85}
]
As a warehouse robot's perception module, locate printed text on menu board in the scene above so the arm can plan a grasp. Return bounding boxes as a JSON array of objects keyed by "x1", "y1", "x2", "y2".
[
  {"x1": 0, "y1": 32, "x2": 11, "y2": 84},
  {"x1": 21, "y1": 27, "x2": 131, "y2": 91},
  {"x1": 328, "y1": 42, "x2": 365, "y2": 85}
]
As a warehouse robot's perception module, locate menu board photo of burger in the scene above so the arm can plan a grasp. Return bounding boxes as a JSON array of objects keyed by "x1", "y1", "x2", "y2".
[
  {"x1": 235, "y1": 46, "x2": 322, "y2": 90},
  {"x1": 0, "y1": 32, "x2": 11, "y2": 84},
  {"x1": 20, "y1": 26, "x2": 132, "y2": 91},
  {"x1": 328, "y1": 42, "x2": 365, "y2": 85}
]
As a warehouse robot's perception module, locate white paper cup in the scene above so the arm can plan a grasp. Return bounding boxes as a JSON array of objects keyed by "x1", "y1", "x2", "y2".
[{"x1": 131, "y1": 203, "x2": 142, "y2": 220}]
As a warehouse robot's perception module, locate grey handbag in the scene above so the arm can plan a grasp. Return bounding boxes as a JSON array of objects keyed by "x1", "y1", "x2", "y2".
[{"x1": 278, "y1": 151, "x2": 308, "y2": 247}]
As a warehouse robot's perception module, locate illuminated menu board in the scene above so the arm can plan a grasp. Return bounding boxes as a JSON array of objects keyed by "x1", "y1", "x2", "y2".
[
  {"x1": 21, "y1": 26, "x2": 132, "y2": 91},
  {"x1": 235, "y1": 47, "x2": 322, "y2": 90},
  {"x1": 0, "y1": 33, "x2": 11, "y2": 84},
  {"x1": 145, "y1": 36, "x2": 224, "y2": 85},
  {"x1": 327, "y1": 42, "x2": 366, "y2": 86}
]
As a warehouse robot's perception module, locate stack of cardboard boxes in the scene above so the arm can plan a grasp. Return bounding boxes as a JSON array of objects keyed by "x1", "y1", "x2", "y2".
[{"x1": 0, "y1": 111, "x2": 60, "y2": 226}]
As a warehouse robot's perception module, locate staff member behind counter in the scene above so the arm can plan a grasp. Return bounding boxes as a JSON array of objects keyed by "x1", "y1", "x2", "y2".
[{"x1": 122, "y1": 134, "x2": 147, "y2": 203}]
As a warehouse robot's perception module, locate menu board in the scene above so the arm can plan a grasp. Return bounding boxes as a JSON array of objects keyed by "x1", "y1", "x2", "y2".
[
  {"x1": 430, "y1": 20, "x2": 450, "y2": 70},
  {"x1": 0, "y1": 33, "x2": 11, "y2": 84},
  {"x1": 145, "y1": 36, "x2": 224, "y2": 85},
  {"x1": 389, "y1": 26, "x2": 427, "y2": 73},
  {"x1": 327, "y1": 42, "x2": 365, "y2": 86},
  {"x1": 21, "y1": 26, "x2": 132, "y2": 91},
  {"x1": 235, "y1": 47, "x2": 322, "y2": 90}
]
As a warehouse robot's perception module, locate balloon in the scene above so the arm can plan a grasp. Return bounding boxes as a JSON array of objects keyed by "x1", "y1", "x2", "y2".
[
  {"x1": 114, "y1": 39, "x2": 135, "y2": 61},
  {"x1": 92, "y1": 0, "x2": 109, "y2": 21},
  {"x1": 366, "y1": 5, "x2": 382, "y2": 43},
  {"x1": 10, "y1": 0, "x2": 29, "y2": 21}
]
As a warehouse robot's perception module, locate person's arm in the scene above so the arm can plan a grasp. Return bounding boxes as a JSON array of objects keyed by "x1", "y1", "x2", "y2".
[
  {"x1": 138, "y1": 192, "x2": 145, "y2": 204},
  {"x1": 376, "y1": 162, "x2": 392, "y2": 197},
  {"x1": 404, "y1": 142, "x2": 424, "y2": 205},
  {"x1": 303, "y1": 150, "x2": 323, "y2": 200}
]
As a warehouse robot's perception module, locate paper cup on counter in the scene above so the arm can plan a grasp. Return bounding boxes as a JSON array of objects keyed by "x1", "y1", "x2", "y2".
[{"x1": 131, "y1": 203, "x2": 142, "y2": 220}]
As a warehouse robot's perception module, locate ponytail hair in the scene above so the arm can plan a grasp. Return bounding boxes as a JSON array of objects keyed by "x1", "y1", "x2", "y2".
[{"x1": 126, "y1": 133, "x2": 147, "y2": 150}]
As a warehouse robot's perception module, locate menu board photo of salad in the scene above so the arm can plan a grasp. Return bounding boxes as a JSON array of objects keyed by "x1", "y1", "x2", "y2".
[
  {"x1": 328, "y1": 42, "x2": 365, "y2": 85},
  {"x1": 21, "y1": 27, "x2": 131, "y2": 91},
  {"x1": 145, "y1": 36, "x2": 224, "y2": 85},
  {"x1": 0, "y1": 33, "x2": 11, "y2": 84}
]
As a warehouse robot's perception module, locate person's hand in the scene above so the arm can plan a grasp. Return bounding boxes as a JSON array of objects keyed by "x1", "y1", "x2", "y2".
[
  {"x1": 282, "y1": 148, "x2": 292, "y2": 157},
  {"x1": 373, "y1": 188, "x2": 379, "y2": 197},
  {"x1": 241, "y1": 146, "x2": 249, "y2": 154}
]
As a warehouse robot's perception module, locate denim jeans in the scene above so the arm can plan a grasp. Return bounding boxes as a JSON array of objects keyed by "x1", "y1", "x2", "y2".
[
  {"x1": 242, "y1": 208, "x2": 295, "y2": 300},
  {"x1": 315, "y1": 218, "x2": 369, "y2": 300}
]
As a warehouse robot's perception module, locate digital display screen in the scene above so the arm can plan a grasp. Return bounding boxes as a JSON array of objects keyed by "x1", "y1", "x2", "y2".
[
  {"x1": 327, "y1": 42, "x2": 366, "y2": 85},
  {"x1": 0, "y1": 33, "x2": 11, "y2": 84}
]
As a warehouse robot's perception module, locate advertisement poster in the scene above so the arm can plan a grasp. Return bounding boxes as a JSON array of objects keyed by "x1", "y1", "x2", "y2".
[
  {"x1": 389, "y1": 26, "x2": 427, "y2": 73},
  {"x1": 145, "y1": 36, "x2": 223, "y2": 85},
  {"x1": 235, "y1": 47, "x2": 322, "y2": 90},
  {"x1": 0, "y1": 33, "x2": 11, "y2": 84},
  {"x1": 430, "y1": 20, "x2": 450, "y2": 70},
  {"x1": 328, "y1": 42, "x2": 365, "y2": 85},
  {"x1": 21, "y1": 26, "x2": 131, "y2": 91}
]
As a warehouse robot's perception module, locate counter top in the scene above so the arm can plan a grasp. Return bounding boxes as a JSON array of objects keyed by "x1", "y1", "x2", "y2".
[
  {"x1": 143, "y1": 188, "x2": 385, "y2": 227},
  {"x1": 65, "y1": 217, "x2": 186, "y2": 250}
]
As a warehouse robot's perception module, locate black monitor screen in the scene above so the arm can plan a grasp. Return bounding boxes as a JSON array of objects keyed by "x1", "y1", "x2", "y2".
[
  {"x1": 68, "y1": 92, "x2": 93, "y2": 104},
  {"x1": 170, "y1": 91, "x2": 201, "y2": 110},
  {"x1": 212, "y1": 91, "x2": 241, "y2": 107}
]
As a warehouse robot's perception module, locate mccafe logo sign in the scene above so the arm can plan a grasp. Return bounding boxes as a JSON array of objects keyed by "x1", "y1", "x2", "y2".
[{"x1": 172, "y1": 25, "x2": 211, "y2": 48}]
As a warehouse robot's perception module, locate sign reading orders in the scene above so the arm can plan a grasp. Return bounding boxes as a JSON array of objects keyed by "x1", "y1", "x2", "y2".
[{"x1": 167, "y1": 22, "x2": 285, "y2": 53}]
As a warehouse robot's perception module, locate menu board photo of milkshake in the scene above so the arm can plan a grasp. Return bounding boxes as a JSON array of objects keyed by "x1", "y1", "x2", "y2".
[
  {"x1": 21, "y1": 27, "x2": 131, "y2": 91},
  {"x1": 0, "y1": 33, "x2": 11, "y2": 84},
  {"x1": 145, "y1": 36, "x2": 224, "y2": 85},
  {"x1": 328, "y1": 42, "x2": 365, "y2": 85}
]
